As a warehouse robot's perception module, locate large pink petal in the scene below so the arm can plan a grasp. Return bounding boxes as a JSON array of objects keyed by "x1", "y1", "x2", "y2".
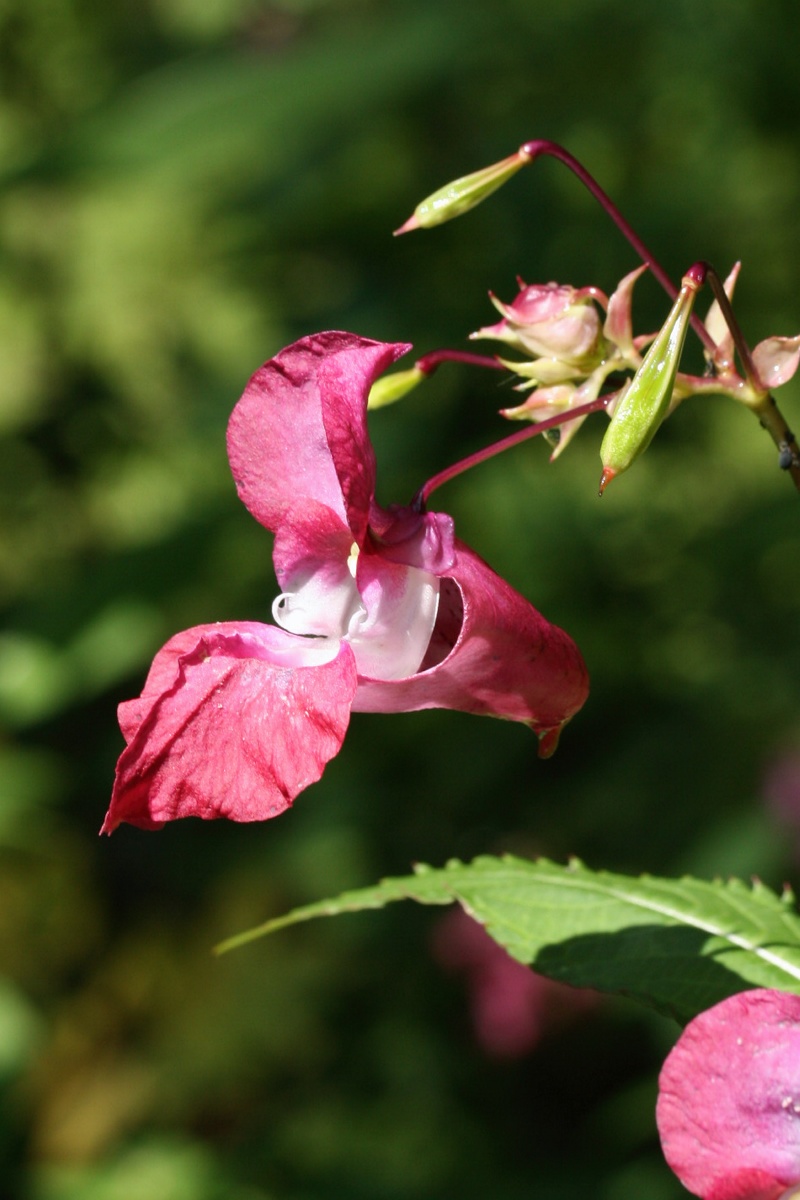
[
  {"x1": 352, "y1": 539, "x2": 589, "y2": 744},
  {"x1": 657, "y1": 989, "x2": 800, "y2": 1200},
  {"x1": 226, "y1": 332, "x2": 408, "y2": 542},
  {"x1": 104, "y1": 622, "x2": 358, "y2": 831}
]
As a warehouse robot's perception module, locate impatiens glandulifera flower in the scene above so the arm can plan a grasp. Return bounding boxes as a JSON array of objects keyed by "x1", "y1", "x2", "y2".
[
  {"x1": 656, "y1": 988, "x2": 800, "y2": 1200},
  {"x1": 103, "y1": 332, "x2": 589, "y2": 832}
]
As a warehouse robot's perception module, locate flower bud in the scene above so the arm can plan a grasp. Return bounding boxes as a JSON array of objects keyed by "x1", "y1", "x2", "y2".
[
  {"x1": 472, "y1": 281, "x2": 605, "y2": 371},
  {"x1": 367, "y1": 366, "x2": 426, "y2": 409},
  {"x1": 599, "y1": 274, "x2": 700, "y2": 492},
  {"x1": 394, "y1": 149, "x2": 531, "y2": 235}
]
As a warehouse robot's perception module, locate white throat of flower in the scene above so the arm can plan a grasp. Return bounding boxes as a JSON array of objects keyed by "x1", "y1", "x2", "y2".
[{"x1": 272, "y1": 542, "x2": 439, "y2": 682}]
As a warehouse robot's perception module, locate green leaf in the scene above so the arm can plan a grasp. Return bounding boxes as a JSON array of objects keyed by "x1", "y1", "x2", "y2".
[{"x1": 215, "y1": 856, "x2": 800, "y2": 1024}]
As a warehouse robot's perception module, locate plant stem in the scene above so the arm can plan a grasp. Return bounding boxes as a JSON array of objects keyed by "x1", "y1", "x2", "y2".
[
  {"x1": 752, "y1": 394, "x2": 800, "y2": 491},
  {"x1": 414, "y1": 349, "x2": 505, "y2": 376},
  {"x1": 701, "y1": 263, "x2": 764, "y2": 392},
  {"x1": 415, "y1": 393, "x2": 612, "y2": 508},
  {"x1": 519, "y1": 140, "x2": 717, "y2": 356}
]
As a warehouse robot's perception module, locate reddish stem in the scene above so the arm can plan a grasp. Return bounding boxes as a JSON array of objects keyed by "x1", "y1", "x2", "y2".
[
  {"x1": 415, "y1": 393, "x2": 613, "y2": 508},
  {"x1": 700, "y1": 262, "x2": 765, "y2": 392},
  {"x1": 519, "y1": 140, "x2": 717, "y2": 356},
  {"x1": 414, "y1": 349, "x2": 505, "y2": 376}
]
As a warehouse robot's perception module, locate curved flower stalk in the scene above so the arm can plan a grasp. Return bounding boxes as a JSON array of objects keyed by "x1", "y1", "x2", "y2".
[
  {"x1": 657, "y1": 989, "x2": 800, "y2": 1200},
  {"x1": 103, "y1": 333, "x2": 589, "y2": 832}
]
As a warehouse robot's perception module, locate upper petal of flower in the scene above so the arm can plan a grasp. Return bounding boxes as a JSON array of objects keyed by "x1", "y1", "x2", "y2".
[
  {"x1": 352, "y1": 538, "x2": 589, "y2": 745},
  {"x1": 103, "y1": 622, "x2": 358, "y2": 831},
  {"x1": 657, "y1": 989, "x2": 800, "y2": 1200},
  {"x1": 226, "y1": 332, "x2": 409, "y2": 546}
]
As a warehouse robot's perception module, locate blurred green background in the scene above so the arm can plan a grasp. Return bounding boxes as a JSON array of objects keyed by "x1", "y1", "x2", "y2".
[{"x1": 1, "y1": 0, "x2": 799, "y2": 1195}]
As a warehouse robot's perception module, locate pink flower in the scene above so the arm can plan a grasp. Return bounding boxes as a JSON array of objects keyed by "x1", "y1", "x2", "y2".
[
  {"x1": 656, "y1": 988, "x2": 800, "y2": 1200},
  {"x1": 432, "y1": 907, "x2": 597, "y2": 1058},
  {"x1": 103, "y1": 332, "x2": 588, "y2": 832}
]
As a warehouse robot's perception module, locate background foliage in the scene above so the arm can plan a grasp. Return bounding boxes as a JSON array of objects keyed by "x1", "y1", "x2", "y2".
[{"x1": 1, "y1": 0, "x2": 799, "y2": 1196}]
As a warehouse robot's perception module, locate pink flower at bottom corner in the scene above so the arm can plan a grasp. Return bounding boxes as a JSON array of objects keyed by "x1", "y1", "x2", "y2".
[
  {"x1": 656, "y1": 989, "x2": 800, "y2": 1200},
  {"x1": 103, "y1": 331, "x2": 589, "y2": 833}
]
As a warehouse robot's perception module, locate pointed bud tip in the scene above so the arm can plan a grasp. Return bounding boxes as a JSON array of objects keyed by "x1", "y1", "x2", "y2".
[
  {"x1": 393, "y1": 214, "x2": 420, "y2": 237},
  {"x1": 598, "y1": 466, "x2": 616, "y2": 496}
]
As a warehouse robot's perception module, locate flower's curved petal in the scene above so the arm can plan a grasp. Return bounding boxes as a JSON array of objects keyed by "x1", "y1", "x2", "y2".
[
  {"x1": 368, "y1": 505, "x2": 457, "y2": 575},
  {"x1": 104, "y1": 622, "x2": 358, "y2": 831},
  {"x1": 349, "y1": 555, "x2": 439, "y2": 681},
  {"x1": 352, "y1": 539, "x2": 589, "y2": 744},
  {"x1": 227, "y1": 332, "x2": 408, "y2": 543},
  {"x1": 656, "y1": 989, "x2": 800, "y2": 1200},
  {"x1": 603, "y1": 264, "x2": 648, "y2": 356},
  {"x1": 271, "y1": 497, "x2": 355, "y2": 595},
  {"x1": 752, "y1": 335, "x2": 800, "y2": 390}
]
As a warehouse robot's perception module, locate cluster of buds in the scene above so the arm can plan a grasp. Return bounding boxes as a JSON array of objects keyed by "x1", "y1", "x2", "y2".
[
  {"x1": 386, "y1": 141, "x2": 800, "y2": 495},
  {"x1": 470, "y1": 270, "x2": 642, "y2": 460}
]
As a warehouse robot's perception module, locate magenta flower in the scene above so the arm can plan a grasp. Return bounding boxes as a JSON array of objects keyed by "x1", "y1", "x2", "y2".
[
  {"x1": 657, "y1": 988, "x2": 800, "y2": 1200},
  {"x1": 103, "y1": 332, "x2": 588, "y2": 832},
  {"x1": 431, "y1": 906, "x2": 597, "y2": 1058}
]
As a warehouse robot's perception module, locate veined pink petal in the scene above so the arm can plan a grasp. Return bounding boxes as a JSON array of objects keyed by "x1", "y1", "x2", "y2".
[
  {"x1": 352, "y1": 539, "x2": 588, "y2": 740},
  {"x1": 657, "y1": 989, "x2": 800, "y2": 1200},
  {"x1": 104, "y1": 622, "x2": 358, "y2": 831},
  {"x1": 227, "y1": 333, "x2": 408, "y2": 544},
  {"x1": 752, "y1": 335, "x2": 800, "y2": 390}
]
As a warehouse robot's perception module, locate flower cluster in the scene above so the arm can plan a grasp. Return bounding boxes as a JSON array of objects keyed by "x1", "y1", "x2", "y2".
[
  {"x1": 472, "y1": 264, "x2": 800, "y2": 473},
  {"x1": 104, "y1": 332, "x2": 589, "y2": 832}
]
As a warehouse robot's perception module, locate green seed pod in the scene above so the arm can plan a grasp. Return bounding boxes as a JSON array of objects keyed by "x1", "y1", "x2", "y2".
[
  {"x1": 599, "y1": 277, "x2": 700, "y2": 492},
  {"x1": 394, "y1": 150, "x2": 530, "y2": 235}
]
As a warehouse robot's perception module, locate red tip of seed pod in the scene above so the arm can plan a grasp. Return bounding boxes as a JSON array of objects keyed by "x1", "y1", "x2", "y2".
[{"x1": 598, "y1": 466, "x2": 616, "y2": 496}]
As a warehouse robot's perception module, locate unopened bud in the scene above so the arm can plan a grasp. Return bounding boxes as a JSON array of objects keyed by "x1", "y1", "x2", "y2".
[
  {"x1": 599, "y1": 274, "x2": 701, "y2": 492},
  {"x1": 473, "y1": 281, "x2": 604, "y2": 367},
  {"x1": 394, "y1": 149, "x2": 531, "y2": 235},
  {"x1": 368, "y1": 366, "x2": 426, "y2": 409}
]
